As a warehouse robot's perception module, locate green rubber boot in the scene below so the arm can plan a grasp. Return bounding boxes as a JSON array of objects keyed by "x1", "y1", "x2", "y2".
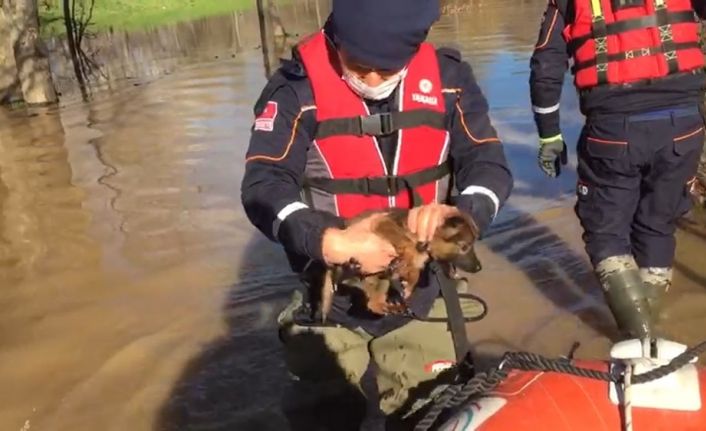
[
  {"x1": 639, "y1": 267, "x2": 672, "y2": 324},
  {"x1": 596, "y1": 255, "x2": 655, "y2": 339}
]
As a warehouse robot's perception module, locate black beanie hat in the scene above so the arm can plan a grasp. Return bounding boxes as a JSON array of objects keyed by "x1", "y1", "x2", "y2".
[{"x1": 331, "y1": 0, "x2": 440, "y2": 71}]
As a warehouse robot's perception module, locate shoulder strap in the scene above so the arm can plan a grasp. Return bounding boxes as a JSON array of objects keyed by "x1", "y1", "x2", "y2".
[
  {"x1": 653, "y1": 0, "x2": 680, "y2": 75},
  {"x1": 589, "y1": 0, "x2": 609, "y2": 85}
]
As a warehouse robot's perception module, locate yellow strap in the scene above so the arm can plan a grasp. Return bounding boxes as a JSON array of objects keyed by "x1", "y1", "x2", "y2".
[{"x1": 590, "y1": 0, "x2": 603, "y2": 19}]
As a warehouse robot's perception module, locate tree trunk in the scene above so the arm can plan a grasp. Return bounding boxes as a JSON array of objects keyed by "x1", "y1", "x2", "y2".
[
  {"x1": 63, "y1": 0, "x2": 87, "y2": 99},
  {"x1": 0, "y1": 3, "x2": 22, "y2": 104},
  {"x1": 256, "y1": 0, "x2": 273, "y2": 78},
  {"x1": 232, "y1": 10, "x2": 241, "y2": 51},
  {"x1": 9, "y1": 0, "x2": 58, "y2": 105}
]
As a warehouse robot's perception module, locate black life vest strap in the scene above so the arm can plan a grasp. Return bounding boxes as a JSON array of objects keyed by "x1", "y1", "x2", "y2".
[
  {"x1": 303, "y1": 162, "x2": 450, "y2": 207},
  {"x1": 314, "y1": 109, "x2": 446, "y2": 140},
  {"x1": 572, "y1": 41, "x2": 701, "y2": 73},
  {"x1": 592, "y1": 15, "x2": 610, "y2": 85},
  {"x1": 654, "y1": 0, "x2": 679, "y2": 75},
  {"x1": 568, "y1": 10, "x2": 698, "y2": 54}
]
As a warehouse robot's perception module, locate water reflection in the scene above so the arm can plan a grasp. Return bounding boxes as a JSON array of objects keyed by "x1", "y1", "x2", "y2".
[
  {"x1": 0, "y1": 108, "x2": 97, "y2": 284},
  {"x1": 0, "y1": 1, "x2": 704, "y2": 430}
]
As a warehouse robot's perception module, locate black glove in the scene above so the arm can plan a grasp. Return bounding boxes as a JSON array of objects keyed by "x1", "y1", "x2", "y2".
[{"x1": 538, "y1": 134, "x2": 568, "y2": 178}]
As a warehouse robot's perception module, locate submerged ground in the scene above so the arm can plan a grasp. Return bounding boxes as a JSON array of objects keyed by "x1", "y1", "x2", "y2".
[{"x1": 1, "y1": 1, "x2": 705, "y2": 430}]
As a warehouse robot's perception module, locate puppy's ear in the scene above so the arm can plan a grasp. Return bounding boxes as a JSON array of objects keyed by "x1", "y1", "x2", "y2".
[
  {"x1": 443, "y1": 212, "x2": 480, "y2": 239},
  {"x1": 443, "y1": 215, "x2": 466, "y2": 229},
  {"x1": 466, "y1": 214, "x2": 480, "y2": 239}
]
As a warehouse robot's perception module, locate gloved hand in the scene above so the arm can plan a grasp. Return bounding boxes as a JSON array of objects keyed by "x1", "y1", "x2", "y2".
[{"x1": 538, "y1": 134, "x2": 568, "y2": 178}]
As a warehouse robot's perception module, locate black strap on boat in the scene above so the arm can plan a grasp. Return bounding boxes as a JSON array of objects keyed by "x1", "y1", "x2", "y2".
[
  {"x1": 568, "y1": 10, "x2": 697, "y2": 54},
  {"x1": 315, "y1": 109, "x2": 446, "y2": 139},
  {"x1": 572, "y1": 41, "x2": 701, "y2": 73},
  {"x1": 303, "y1": 162, "x2": 450, "y2": 207}
]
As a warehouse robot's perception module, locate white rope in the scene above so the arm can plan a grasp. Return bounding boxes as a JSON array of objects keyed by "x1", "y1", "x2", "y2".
[{"x1": 623, "y1": 363, "x2": 634, "y2": 431}]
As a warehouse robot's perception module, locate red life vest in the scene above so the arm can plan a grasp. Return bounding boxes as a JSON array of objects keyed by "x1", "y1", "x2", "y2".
[
  {"x1": 563, "y1": 0, "x2": 703, "y2": 90},
  {"x1": 297, "y1": 31, "x2": 450, "y2": 219}
]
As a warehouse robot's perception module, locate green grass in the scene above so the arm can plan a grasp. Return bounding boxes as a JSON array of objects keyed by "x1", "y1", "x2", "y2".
[{"x1": 40, "y1": 0, "x2": 255, "y2": 36}]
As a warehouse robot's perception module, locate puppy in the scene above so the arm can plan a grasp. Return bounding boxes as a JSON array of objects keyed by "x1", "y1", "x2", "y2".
[{"x1": 318, "y1": 208, "x2": 482, "y2": 322}]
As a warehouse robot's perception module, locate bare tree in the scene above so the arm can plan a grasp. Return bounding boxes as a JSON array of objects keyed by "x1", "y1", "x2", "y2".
[
  {"x1": 0, "y1": 2, "x2": 23, "y2": 104},
  {"x1": 256, "y1": 0, "x2": 273, "y2": 78},
  {"x1": 63, "y1": 0, "x2": 104, "y2": 100},
  {"x1": 63, "y1": 0, "x2": 85, "y2": 96},
  {"x1": 0, "y1": 0, "x2": 58, "y2": 105}
]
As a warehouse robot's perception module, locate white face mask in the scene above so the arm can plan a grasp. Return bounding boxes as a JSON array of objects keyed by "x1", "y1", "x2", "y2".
[{"x1": 342, "y1": 68, "x2": 407, "y2": 101}]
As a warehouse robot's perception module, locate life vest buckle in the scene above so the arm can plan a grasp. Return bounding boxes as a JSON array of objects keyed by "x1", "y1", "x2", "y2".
[
  {"x1": 359, "y1": 175, "x2": 400, "y2": 196},
  {"x1": 358, "y1": 112, "x2": 394, "y2": 136}
]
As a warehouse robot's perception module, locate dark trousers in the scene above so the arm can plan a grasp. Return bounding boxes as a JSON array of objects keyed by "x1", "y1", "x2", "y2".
[{"x1": 575, "y1": 105, "x2": 704, "y2": 268}]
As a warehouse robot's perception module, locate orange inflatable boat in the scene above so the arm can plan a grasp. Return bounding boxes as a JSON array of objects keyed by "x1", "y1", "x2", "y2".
[{"x1": 437, "y1": 340, "x2": 706, "y2": 431}]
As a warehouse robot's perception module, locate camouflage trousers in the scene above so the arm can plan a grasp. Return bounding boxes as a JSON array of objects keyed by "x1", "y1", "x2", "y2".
[{"x1": 276, "y1": 290, "x2": 484, "y2": 430}]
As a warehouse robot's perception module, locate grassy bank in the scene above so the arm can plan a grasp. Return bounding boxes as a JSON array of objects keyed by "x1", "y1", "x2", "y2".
[{"x1": 40, "y1": 0, "x2": 255, "y2": 35}]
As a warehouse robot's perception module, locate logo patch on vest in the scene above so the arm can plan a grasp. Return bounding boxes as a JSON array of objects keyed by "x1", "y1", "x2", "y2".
[
  {"x1": 412, "y1": 93, "x2": 439, "y2": 106},
  {"x1": 254, "y1": 101, "x2": 278, "y2": 132},
  {"x1": 413, "y1": 78, "x2": 438, "y2": 106},
  {"x1": 419, "y1": 78, "x2": 433, "y2": 94}
]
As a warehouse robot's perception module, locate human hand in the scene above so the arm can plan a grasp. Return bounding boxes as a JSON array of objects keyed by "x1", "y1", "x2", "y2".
[
  {"x1": 407, "y1": 203, "x2": 461, "y2": 243},
  {"x1": 321, "y1": 213, "x2": 397, "y2": 274}
]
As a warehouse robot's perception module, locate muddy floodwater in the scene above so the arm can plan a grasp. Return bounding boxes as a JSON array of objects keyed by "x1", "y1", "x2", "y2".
[{"x1": 1, "y1": 1, "x2": 705, "y2": 430}]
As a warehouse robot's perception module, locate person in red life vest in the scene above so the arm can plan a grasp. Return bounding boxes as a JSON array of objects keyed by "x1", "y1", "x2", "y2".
[
  {"x1": 529, "y1": 0, "x2": 706, "y2": 342},
  {"x1": 241, "y1": 0, "x2": 512, "y2": 427}
]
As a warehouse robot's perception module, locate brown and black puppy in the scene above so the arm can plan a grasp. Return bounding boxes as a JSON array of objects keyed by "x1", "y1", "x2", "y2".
[{"x1": 318, "y1": 208, "x2": 482, "y2": 322}]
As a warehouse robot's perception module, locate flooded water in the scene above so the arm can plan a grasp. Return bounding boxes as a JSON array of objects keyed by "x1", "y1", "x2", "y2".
[{"x1": 1, "y1": 0, "x2": 705, "y2": 430}]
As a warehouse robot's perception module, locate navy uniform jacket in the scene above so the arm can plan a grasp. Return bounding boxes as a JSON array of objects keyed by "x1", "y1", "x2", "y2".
[
  {"x1": 529, "y1": 0, "x2": 706, "y2": 139},
  {"x1": 240, "y1": 34, "x2": 513, "y2": 333}
]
